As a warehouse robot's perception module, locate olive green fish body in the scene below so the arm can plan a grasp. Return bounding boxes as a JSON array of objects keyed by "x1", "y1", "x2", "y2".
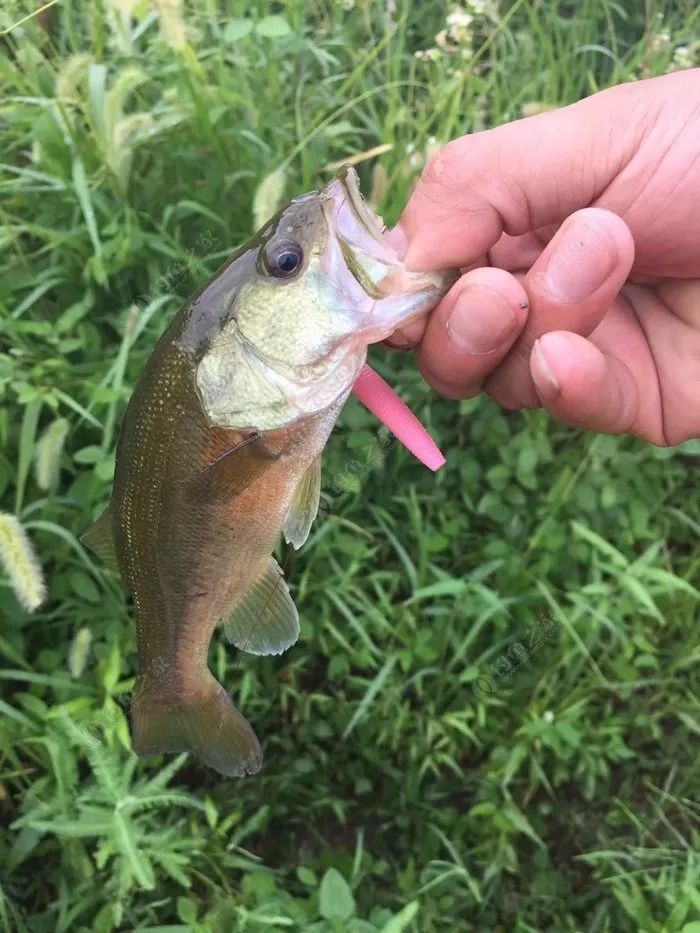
[
  {"x1": 109, "y1": 319, "x2": 340, "y2": 774},
  {"x1": 113, "y1": 340, "x2": 323, "y2": 675},
  {"x1": 84, "y1": 167, "x2": 453, "y2": 777}
]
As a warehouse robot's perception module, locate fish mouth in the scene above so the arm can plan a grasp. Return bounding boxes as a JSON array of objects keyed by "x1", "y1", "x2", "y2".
[
  {"x1": 333, "y1": 164, "x2": 387, "y2": 244},
  {"x1": 323, "y1": 165, "x2": 394, "y2": 277},
  {"x1": 322, "y1": 165, "x2": 455, "y2": 340}
]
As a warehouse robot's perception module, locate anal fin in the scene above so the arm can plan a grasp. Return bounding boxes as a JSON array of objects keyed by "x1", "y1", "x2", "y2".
[{"x1": 223, "y1": 557, "x2": 299, "y2": 656}]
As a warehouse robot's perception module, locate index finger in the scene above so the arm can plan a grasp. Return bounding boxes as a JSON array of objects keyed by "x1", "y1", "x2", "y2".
[{"x1": 398, "y1": 81, "x2": 643, "y2": 272}]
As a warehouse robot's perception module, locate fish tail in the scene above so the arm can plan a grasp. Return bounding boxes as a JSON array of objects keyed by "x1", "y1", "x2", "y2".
[{"x1": 131, "y1": 666, "x2": 263, "y2": 778}]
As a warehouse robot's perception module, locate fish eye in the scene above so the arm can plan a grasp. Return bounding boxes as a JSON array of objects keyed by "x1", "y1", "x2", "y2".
[{"x1": 264, "y1": 240, "x2": 303, "y2": 278}]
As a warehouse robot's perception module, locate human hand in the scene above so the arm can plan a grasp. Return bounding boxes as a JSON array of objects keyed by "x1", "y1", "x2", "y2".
[{"x1": 389, "y1": 69, "x2": 700, "y2": 445}]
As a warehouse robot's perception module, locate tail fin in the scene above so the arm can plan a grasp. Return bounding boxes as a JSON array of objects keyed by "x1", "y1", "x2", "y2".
[{"x1": 131, "y1": 669, "x2": 262, "y2": 778}]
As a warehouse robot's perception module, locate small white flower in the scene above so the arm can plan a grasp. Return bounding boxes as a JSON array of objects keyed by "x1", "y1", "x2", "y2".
[
  {"x1": 426, "y1": 136, "x2": 441, "y2": 160},
  {"x1": 449, "y1": 25, "x2": 471, "y2": 45},
  {"x1": 415, "y1": 47, "x2": 441, "y2": 63},
  {"x1": 543, "y1": 710, "x2": 554, "y2": 723},
  {"x1": 671, "y1": 45, "x2": 694, "y2": 70},
  {"x1": 408, "y1": 150, "x2": 423, "y2": 170},
  {"x1": 447, "y1": 8, "x2": 473, "y2": 29}
]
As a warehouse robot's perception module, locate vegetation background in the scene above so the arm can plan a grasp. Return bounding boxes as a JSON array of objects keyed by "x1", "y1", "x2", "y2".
[{"x1": 1, "y1": 0, "x2": 699, "y2": 930}]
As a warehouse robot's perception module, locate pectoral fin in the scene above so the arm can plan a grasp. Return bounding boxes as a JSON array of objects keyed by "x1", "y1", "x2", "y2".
[
  {"x1": 283, "y1": 455, "x2": 321, "y2": 549},
  {"x1": 81, "y1": 504, "x2": 120, "y2": 573},
  {"x1": 191, "y1": 433, "x2": 279, "y2": 505},
  {"x1": 223, "y1": 557, "x2": 299, "y2": 656}
]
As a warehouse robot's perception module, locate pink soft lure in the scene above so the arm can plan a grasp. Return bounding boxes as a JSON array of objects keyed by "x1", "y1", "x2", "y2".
[{"x1": 351, "y1": 364, "x2": 446, "y2": 471}]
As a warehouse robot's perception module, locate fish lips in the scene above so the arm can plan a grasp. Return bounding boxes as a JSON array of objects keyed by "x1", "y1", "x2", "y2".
[{"x1": 322, "y1": 166, "x2": 455, "y2": 342}]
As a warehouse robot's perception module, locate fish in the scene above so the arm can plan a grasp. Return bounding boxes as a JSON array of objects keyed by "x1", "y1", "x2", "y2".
[{"x1": 83, "y1": 166, "x2": 453, "y2": 777}]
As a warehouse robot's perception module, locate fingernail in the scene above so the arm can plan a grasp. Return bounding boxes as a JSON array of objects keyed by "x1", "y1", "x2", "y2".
[
  {"x1": 446, "y1": 284, "x2": 517, "y2": 355},
  {"x1": 384, "y1": 223, "x2": 408, "y2": 259},
  {"x1": 531, "y1": 339, "x2": 560, "y2": 399},
  {"x1": 543, "y1": 221, "x2": 615, "y2": 302}
]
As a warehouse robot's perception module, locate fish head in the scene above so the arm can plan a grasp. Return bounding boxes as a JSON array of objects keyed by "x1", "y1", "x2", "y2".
[{"x1": 186, "y1": 166, "x2": 455, "y2": 431}]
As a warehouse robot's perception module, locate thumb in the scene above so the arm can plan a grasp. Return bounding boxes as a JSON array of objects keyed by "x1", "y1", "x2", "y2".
[{"x1": 399, "y1": 80, "x2": 646, "y2": 271}]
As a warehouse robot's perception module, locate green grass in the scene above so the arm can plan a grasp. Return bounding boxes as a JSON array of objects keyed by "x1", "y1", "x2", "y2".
[{"x1": 1, "y1": 0, "x2": 699, "y2": 930}]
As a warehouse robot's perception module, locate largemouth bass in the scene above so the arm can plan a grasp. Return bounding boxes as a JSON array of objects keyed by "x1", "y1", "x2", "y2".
[{"x1": 84, "y1": 167, "x2": 453, "y2": 777}]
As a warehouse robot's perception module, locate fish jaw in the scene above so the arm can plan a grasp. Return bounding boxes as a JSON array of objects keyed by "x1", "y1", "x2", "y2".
[
  {"x1": 195, "y1": 314, "x2": 365, "y2": 432},
  {"x1": 321, "y1": 165, "x2": 456, "y2": 343}
]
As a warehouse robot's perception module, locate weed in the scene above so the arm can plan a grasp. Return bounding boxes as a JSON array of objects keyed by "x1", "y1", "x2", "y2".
[{"x1": 1, "y1": 1, "x2": 699, "y2": 930}]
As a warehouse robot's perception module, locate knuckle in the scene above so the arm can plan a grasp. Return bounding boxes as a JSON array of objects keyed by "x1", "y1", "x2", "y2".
[
  {"x1": 415, "y1": 141, "x2": 473, "y2": 219},
  {"x1": 421, "y1": 141, "x2": 464, "y2": 190}
]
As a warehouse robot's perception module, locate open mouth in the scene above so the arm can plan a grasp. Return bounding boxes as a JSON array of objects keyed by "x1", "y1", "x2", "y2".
[
  {"x1": 323, "y1": 165, "x2": 402, "y2": 300},
  {"x1": 322, "y1": 165, "x2": 455, "y2": 338},
  {"x1": 324, "y1": 166, "x2": 395, "y2": 254},
  {"x1": 333, "y1": 164, "x2": 386, "y2": 240}
]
